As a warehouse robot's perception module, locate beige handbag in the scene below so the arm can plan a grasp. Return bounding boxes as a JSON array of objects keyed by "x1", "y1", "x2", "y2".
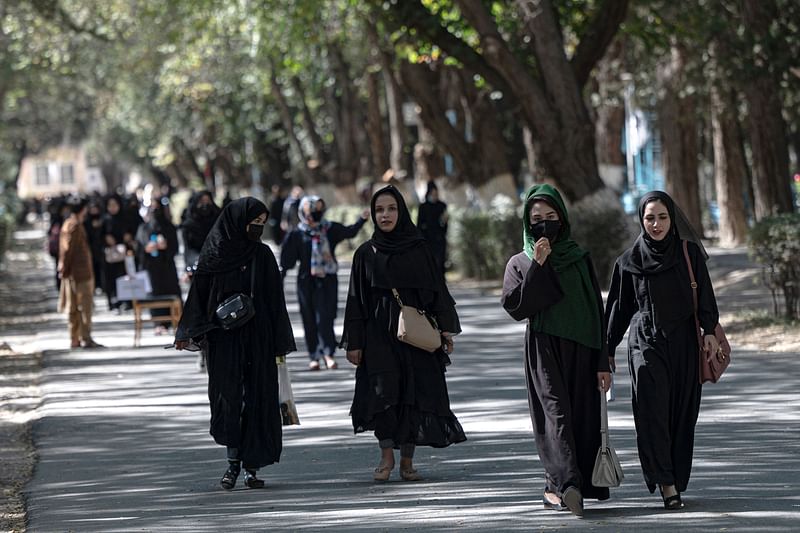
[
  {"x1": 392, "y1": 288, "x2": 442, "y2": 352},
  {"x1": 591, "y1": 389, "x2": 624, "y2": 488}
]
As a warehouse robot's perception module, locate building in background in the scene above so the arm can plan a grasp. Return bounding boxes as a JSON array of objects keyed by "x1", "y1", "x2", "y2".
[{"x1": 16, "y1": 144, "x2": 107, "y2": 199}]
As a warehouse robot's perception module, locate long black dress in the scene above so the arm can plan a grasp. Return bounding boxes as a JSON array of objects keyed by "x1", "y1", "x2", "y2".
[
  {"x1": 605, "y1": 239, "x2": 718, "y2": 493},
  {"x1": 501, "y1": 252, "x2": 610, "y2": 501},
  {"x1": 417, "y1": 200, "x2": 448, "y2": 271},
  {"x1": 341, "y1": 242, "x2": 466, "y2": 448},
  {"x1": 135, "y1": 216, "x2": 181, "y2": 323},
  {"x1": 176, "y1": 230, "x2": 295, "y2": 469}
]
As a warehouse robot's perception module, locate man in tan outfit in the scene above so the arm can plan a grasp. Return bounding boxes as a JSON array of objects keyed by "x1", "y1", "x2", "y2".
[{"x1": 58, "y1": 198, "x2": 102, "y2": 349}]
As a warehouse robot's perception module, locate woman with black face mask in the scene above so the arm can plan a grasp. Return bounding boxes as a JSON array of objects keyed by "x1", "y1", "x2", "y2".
[
  {"x1": 501, "y1": 184, "x2": 612, "y2": 518},
  {"x1": 135, "y1": 197, "x2": 182, "y2": 334},
  {"x1": 280, "y1": 195, "x2": 368, "y2": 371},
  {"x1": 174, "y1": 197, "x2": 296, "y2": 490}
]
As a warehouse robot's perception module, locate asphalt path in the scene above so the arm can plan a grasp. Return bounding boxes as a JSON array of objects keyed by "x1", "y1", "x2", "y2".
[{"x1": 18, "y1": 240, "x2": 800, "y2": 532}]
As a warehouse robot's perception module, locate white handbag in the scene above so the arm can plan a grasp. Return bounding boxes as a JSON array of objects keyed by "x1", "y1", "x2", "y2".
[
  {"x1": 392, "y1": 289, "x2": 442, "y2": 353},
  {"x1": 591, "y1": 388, "x2": 624, "y2": 488}
]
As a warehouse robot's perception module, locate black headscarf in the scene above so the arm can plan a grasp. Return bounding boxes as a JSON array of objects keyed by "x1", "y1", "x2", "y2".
[
  {"x1": 195, "y1": 197, "x2": 268, "y2": 274},
  {"x1": 620, "y1": 191, "x2": 706, "y2": 276},
  {"x1": 369, "y1": 185, "x2": 437, "y2": 290},
  {"x1": 181, "y1": 190, "x2": 220, "y2": 239}
]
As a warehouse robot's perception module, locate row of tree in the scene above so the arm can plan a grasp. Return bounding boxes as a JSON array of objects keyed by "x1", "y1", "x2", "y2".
[{"x1": 1, "y1": 0, "x2": 798, "y2": 244}]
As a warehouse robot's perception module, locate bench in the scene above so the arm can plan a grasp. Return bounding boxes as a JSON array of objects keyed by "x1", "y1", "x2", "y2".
[{"x1": 132, "y1": 295, "x2": 182, "y2": 347}]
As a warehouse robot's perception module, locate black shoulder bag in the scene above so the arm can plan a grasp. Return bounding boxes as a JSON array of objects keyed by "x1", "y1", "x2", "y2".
[{"x1": 215, "y1": 257, "x2": 257, "y2": 330}]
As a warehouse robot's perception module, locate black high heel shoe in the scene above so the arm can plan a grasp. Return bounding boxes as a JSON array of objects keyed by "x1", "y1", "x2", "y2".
[
  {"x1": 220, "y1": 462, "x2": 241, "y2": 490},
  {"x1": 659, "y1": 486, "x2": 683, "y2": 510},
  {"x1": 244, "y1": 469, "x2": 265, "y2": 489}
]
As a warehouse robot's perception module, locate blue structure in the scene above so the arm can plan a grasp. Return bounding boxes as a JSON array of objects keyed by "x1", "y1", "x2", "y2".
[{"x1": 621, "y1": 108, "x2": 665, "y2": 214}]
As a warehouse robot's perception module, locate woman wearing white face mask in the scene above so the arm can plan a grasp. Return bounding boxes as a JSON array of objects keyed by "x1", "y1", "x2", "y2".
[
  {"x1": 174, "y1": 198, "x2": 296, "y2": 490},
  {"x1": 280, "y1": 195, "x2": 369, "y2": 370}
]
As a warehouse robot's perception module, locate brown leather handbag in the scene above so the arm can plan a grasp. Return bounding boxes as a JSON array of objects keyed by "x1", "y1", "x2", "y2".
[
  {"x1": 683, "y1": 241, "x2": 731, "y2": 384},
  {"x1": 392, "y1": 288, "x2": 442, "y2": 352}
]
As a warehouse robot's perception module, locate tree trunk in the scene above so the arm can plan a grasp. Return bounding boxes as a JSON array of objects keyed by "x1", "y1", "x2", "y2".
[
  {"x1": 326, "y1": 42, "x2": 360, "y2": 188},
  {"x1": 364, "y1": 21, "x2": 408, "y2": 179},
  {"x1": 740, "y1": 0, "x2": 794, "y2": 218},
  {"x1": 365, "y1": 70, "x2": 390, "y2": 178},
  {"x1": 452, "y1": 0, "x2": 610, "y2": 201},
  {"x1": 710, "y1": 84, "x2": 749, "y2": 246},
  {"x1": 268, "y1": 62, "x2": 310, "y2": 181},
  {"x1": 657, "y1": 44, "x2": 703, "y2": 234},
  {"x1": 290, "y1": 75, "x2": 325, "y2": 165}
]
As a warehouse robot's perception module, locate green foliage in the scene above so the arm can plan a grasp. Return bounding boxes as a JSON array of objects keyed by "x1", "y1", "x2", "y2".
[
  {"x1": 748, "y1": 213, "x2": 800, "y2": 319},
  {"x1": 0, "y1": 186, "x2": 20, "y2": 264},
  {"x1": 449, "y1": 195, "x2": 521, "y2": 281}
]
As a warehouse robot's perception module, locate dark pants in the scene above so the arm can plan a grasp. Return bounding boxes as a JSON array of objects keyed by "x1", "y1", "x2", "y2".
[{"x1": 297, "y1": 274, "x2": 338, "y2": 360}]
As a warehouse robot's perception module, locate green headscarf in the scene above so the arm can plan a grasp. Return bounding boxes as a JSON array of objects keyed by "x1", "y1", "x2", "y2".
[{"x1": 522, "y1": 184, "x2": 601, "y2": 350}]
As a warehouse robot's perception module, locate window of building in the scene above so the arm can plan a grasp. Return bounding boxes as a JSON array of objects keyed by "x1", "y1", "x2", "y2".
[
  {"x1": 35, "y1": 165, "x2": 50, "y2": 186},
  {"x1": 61, "y1": 164, "x2": 75, "y2": 184}
]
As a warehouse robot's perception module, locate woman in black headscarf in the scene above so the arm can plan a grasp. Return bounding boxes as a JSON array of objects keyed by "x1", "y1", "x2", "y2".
[
  {"x1": 180, "y1": 190, "x2": 220, "y2": 271},
  {"x1": 501, "y1": 184, "x2": 611, "y2": 518},
  {"x1": 174, "y1": 197, "x2": 296, "y2": 490},
  {"x1": 102, "y1": 193, "x2": 137, "y2": 311},
  {"x1": 135, "y1": 198, "x2": 181, "y2": 333},
  {"x1": 416, "y1": 181, "x2": 449, "y2": 272},
  {"x1": 341, "y1": 185, "x2": 466, "y2": 482},
  {"x1": 605, "y1": 191, "x2": 720, "y2": 510}
]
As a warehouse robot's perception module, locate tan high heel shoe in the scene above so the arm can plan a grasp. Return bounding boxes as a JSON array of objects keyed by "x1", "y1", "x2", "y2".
[
  {"x1": 373, "y1": 462, "x2": 393, "y2": 481},
  {"x1": 399, "y1": 467, "x2": 423, "y2": 481}
]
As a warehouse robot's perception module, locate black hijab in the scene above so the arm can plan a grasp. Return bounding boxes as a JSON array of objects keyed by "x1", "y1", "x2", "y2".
[
  {"x1": 195, "y1": 197, "x2": 268, "y2": 274},
  {"x1": 182, "y1": 190, "x2": 220, "y2": 232},
  {"x1": 620, "y1": 191, "x2": 707, "y2": 275},
  {"x1": 369, "y1": 185, "x2": 437, "y2": 291}
]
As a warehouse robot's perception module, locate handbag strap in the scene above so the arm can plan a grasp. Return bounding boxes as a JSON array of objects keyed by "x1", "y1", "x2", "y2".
[
  {"x1": 599, "y1": 389, "x2": 609, "y2": 448},
  {"x1": 249, "y1": 256, "x2": 256, "y2": 298},
  {"x1": 682, "y1": 240, "x2": 703, "y2": 346},
  {"x1": 391, "y1": 288, "x2": 403, "y2": 307}
]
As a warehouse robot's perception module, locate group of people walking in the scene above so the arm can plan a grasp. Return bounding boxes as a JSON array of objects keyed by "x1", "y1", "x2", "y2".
[{"x1": 172, "y1": 181, "x2": 721, "y2": 520}]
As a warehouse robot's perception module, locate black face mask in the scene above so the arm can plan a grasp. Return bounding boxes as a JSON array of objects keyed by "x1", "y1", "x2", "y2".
[
  {"x1": 247, "y1": 224, "x2": 265, "y2": 241},
  {"x1": 530, "y1": 220, "x2": 562, "y2": 242},
  {"x1": 310, "y1": 210, "x2": 324, "y2": 223},
  {"x1": 197, "y1": 204, "x2": 212, "y2": 215}
]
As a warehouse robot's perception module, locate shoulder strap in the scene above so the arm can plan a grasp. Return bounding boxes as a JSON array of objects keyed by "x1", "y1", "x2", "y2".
[
  {"x1": 250, "y1": 255, "x2": 257, "y2": 298},
  {"x1": 682, "y1": 240, "x2": 703, "y2": 343},
  {"x1": 391, "y1": 288, "x2": 403, "y2": 307}
]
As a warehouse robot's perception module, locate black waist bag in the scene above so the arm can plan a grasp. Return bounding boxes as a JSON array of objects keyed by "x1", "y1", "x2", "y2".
[{"x1": 215, "y1": 258, "x2": 256, "y2": 330}]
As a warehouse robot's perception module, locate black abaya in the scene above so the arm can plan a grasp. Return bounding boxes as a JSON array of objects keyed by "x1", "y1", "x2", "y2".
[
  {"x1": 501, "y1": 252, "x2": 610, "y2": 501},
  {"x1": 341, "y1": 242, "x2": 466, "y2": 448},
  {"x1": 176, "y1": 198, "x2": 296, "y2": 469},
  {"x1": 605, "y1": 239, "x2": 718, "y2": 493}
]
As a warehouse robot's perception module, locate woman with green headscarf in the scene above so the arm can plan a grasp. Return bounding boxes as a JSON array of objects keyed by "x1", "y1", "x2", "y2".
[{"x1": 501, "y1": 184, "x2": 613, "y2": 518}]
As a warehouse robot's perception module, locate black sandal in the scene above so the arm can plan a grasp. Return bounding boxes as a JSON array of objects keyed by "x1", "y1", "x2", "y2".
[
  {"x1": 659, "y1": 485, "x2": 683, "y2": 510},
  {"x1": 220, "y1": 462, "x2": 241, "y2": 490},
  {"x1": 663, "y1": 494, "x2": 683, "y2": 510},
  {"x1": 244, "y1": 469, "x2": 265, "y2": 489}
]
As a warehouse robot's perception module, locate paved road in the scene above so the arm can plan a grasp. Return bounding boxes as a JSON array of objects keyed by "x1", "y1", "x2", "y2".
[{"x1": 14, "y1": 234, "x2": 800, "y2": 532}]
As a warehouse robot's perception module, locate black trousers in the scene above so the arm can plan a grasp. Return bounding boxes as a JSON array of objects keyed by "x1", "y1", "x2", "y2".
[{"x1": 297, "y1": 274, "x2": 338, "y2": 360}]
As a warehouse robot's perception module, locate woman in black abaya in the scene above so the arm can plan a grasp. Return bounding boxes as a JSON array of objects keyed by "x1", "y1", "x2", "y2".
[
  {"x1": 174, "y1": 198, "x2": 296, "y2": 490},
  {"x1": 135, "y1": 198, "x2": 181, "y2": 333},
  {"x1": 341, "y1": 185, "x2": 466, "y2": 482},
  {"x1": 501, "y1": 184, "x2": 611, "y2": 518},
  {"x1": 605, "y1": 191, "x2": 720, "y2": 510}
]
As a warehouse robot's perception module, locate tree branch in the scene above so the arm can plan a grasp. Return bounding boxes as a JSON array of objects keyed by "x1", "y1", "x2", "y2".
[{"x1": 569, "y1": 0, "x2": 629, "y2": 88}]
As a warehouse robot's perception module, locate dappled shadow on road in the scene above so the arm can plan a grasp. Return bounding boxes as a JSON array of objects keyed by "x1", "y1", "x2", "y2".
[{"x1": 24, "y1": 287, "x2": 800, "y2": 532}]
